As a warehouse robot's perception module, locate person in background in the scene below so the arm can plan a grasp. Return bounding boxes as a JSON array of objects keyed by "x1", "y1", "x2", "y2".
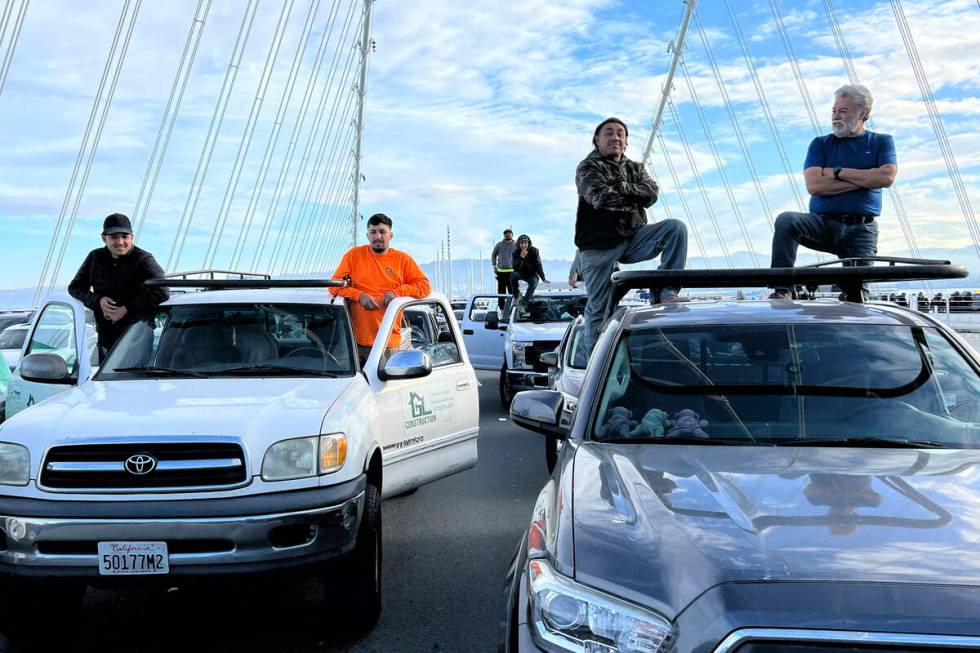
[
  {"x1": 68, "y1": 213, "x2": 169, "y2": 362},
  {"x1": 511, "y1": 234, "x2": 549, "y2": 306},
  {"x1": 330, "y1": 213, "x2": 431, "y2": 366},
  {"x1": 491, "y1": 229, "x2": 518, "y2": 296}
]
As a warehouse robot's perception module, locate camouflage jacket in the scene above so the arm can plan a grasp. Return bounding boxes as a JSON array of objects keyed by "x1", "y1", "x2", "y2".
[{"x1": 574, "y1": 150, "x2": 659, "y2": 250}]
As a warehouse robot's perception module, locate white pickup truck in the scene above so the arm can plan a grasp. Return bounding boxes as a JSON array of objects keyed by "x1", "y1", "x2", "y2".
[{"x1": 0, "y1": 280, "x2": 479, "y2": 636}]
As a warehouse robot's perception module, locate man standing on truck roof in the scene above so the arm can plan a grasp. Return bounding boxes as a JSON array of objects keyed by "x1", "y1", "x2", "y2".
[
  {"x1": 769, "y1": 84, "x2": 897, "y2": 299},
  {"x1": 576, "y1": 117, "x2": 688, "y2": 352},
  {"x1": 491, "y1": 229, "x2": 518, "y2": 296},
  {"x1": 511, "y1": 234, "x2": 549, "y2": 306},
  {"x1": 330, "y1": 213, "x2": 431, "y2": 366},
  {"x1": 68, "y1": 213, "x2": 170, "y2": 362}
]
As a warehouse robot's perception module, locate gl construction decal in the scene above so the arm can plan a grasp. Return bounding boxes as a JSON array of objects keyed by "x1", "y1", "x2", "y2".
[{"x1": 404, "y1": 389, "x2": 456, "y2": 432}]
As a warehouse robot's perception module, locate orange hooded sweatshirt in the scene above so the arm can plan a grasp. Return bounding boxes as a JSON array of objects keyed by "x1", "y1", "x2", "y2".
[{"x1": 330, "y1": 245, "x2": 431, "y2": 347}]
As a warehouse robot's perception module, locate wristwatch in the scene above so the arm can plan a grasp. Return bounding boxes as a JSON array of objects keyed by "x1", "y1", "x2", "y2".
[{"x1": 833, "y1": 166, "x2": 842, "y2": 180}]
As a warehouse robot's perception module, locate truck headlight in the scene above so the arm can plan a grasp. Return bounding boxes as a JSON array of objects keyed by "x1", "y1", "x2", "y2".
[
  {"x1": 0, "y1": 442, "x2": 30, "y2": 486},
  {"x1": 262, "y1": 434, "x2": 348, "y2": 481},
  {"x1": 512, "y1": 340, "x2": 532, "y2": 369},
  {"x1": 527, "y1": 559, "x2": 674, "y2": 653}
]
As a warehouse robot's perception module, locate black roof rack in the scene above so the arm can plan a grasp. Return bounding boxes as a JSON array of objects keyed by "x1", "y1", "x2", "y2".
[
  {"x1": 145, "y1": 278, "x2": 349, "y2": 290},
  {"x1": 606, "y1": 257, "x2": 968, "y2": 316}
]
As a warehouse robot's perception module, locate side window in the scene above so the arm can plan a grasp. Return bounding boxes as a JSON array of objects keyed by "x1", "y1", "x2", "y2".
[
  {"x1": 468, "y1": 297, "x2": 506, "y2": 323},
  {"x1": 924, "y1": 330, "x2": 980, "y2": 421},
  {"x1": 567, "y1": 325, "x2": 588, "y2": 369},
  {"x1": 26, "y1": 303, "x2": 77, "y2": 371},
  {"x1": 411, "y1": 302, "x2": 462, "y2": 367}
]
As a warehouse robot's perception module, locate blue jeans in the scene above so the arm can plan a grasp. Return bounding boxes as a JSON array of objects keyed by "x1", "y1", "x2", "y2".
[
  {"x1": 770, "y1": 211, "x2": 879, "y2": 290},
  {"x1": 579, "y1": 219, "x2": 688, "y2": 352},
  {"x1": 511, "y1": 271, "x2": 539, "y2": 303}
]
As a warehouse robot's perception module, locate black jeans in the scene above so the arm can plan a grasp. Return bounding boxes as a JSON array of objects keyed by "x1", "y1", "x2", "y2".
[{"x1": 494, "y1": 269, "x2": 515, "y2": 295}]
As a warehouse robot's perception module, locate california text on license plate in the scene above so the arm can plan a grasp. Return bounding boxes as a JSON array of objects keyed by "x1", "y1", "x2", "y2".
[{"x1": 97, "y1": 541, "x2": 169, "y2": 575}]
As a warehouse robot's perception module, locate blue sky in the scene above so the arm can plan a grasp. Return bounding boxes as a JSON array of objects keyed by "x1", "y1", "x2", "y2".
[{"x1": 0, "y1": 0, "x2": 978, "y2": 290}]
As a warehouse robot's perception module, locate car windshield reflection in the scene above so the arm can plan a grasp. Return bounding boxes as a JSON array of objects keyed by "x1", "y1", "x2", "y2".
[
  {"x1": 514, "y1": 296, "x2": 587, "y2": 324},
  {"x1": 97, "y1": 303, "x2": 356, "y2": 379},
  {"x1": 593, "y1": 324, "x2": 980, "y2": 447}
]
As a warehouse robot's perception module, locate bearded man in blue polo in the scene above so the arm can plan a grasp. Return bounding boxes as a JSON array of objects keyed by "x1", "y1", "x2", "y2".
[{"x1": 769, "y1": 85, "x2": 898, "y2": 299}]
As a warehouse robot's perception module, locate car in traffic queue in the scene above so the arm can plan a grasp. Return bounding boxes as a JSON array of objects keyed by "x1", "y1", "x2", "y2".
[
  {"x1": 538, "y1": 315, "x2": 587, "y2": 473},
  {"x1": 0, "y1": 324, "x2": 30, "y2": 373},
  {"x1": 0, "y1": 278, "x2": 479, "y2": 637},
  {"x1": 502, "y1": 260, "x2": 980, "y2": 653}
]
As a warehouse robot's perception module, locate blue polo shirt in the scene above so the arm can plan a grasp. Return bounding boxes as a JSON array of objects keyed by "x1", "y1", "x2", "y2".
[{"x1": 804, "y1": 131, "x2": 896, "y2": 216}]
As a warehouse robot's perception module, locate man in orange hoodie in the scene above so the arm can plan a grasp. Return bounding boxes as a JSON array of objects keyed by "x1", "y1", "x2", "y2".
[{"x1": 330, "y1": 213, "x2": 431, "y2": 365}]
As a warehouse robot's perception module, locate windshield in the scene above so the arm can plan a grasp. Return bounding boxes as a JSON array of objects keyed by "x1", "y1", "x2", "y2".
[
  {"x1": 593, "y1": 324, "x2": 980, "y2": 447},
  {"x1": 98, "y1": 303, "x2": 356, "y2": 379},
  {"x1": 0, "y1": 328, "x2": 26, "y2": 350},
  {"x1": 514, "y1": 295, "x2": 587, "y2": 324}
]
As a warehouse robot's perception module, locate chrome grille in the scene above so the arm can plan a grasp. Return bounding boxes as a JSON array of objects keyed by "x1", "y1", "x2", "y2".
[{"x1": 40, "y1": 442, "x2": 247, "y2": 491}]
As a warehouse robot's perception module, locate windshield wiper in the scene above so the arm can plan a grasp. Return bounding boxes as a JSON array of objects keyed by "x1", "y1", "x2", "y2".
[
  {"x1": 216, "y1": 364, "x2": 341, "y2": 377},
  {"x1": 111, "y1": 366, "x2": 208, "y2": 379},
  {"x1": 611, "y1": 436, "x2": 758, "y2": 446},
  {"x1": 777, "y1": 436, "x2": 946, "y2": 449}
]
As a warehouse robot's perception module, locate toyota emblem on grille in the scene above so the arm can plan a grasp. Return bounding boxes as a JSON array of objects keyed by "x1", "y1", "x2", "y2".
[{"x1": 125, "y1": 454, "x2": 157, "y2": 475}]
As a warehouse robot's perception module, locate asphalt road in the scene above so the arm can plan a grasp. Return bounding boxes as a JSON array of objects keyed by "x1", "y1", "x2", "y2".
[{"x1": 3, "y1": 370, "x2": 546, "y2": 653}]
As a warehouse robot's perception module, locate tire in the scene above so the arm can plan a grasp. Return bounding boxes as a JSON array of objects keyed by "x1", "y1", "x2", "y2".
[
  {"x1": 545, "y1": 434, "x2": 558, "y2": 473},
  {"x1": 323, "y1": 481, "x2": 382, "y2": 639},
  {"x1": 499, "y1": 365, "x2": 514, "y2": 410}
]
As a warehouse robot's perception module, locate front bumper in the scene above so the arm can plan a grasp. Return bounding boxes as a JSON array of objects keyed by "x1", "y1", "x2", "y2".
[
  {"x1": 0, "y1": 475, "x2": 365, "y2": 578},
  {"x1": 507, "y1": 370, "x2": 550, "y2": 393}
]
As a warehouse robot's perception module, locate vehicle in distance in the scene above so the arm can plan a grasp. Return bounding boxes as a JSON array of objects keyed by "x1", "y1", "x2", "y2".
[
  {"x1": 0, "y1": 280, "x2": 479, "y2": 637},
  {"x1": 503, "y1": 260, "x2": 980, "y2": 653}
]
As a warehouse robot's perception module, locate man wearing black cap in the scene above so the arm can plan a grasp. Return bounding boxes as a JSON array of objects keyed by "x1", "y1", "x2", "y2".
[
  {"x1": 69, "y1": 213, "x2": 169, "y2": 361},
  {"x1": 575, "y1": 117, "x2": 688, "y2": 351}
]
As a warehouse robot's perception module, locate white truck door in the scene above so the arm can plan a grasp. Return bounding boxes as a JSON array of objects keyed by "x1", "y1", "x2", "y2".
[
  {"x1": 459, "y1": 294, "x2": 508, "y2": 370},
  {"x1": 366, "y1": 295, "x2": 480, "y2": 497},
  {"x1": 5, "y1": 298, "x2": 90, "y2": 419}
]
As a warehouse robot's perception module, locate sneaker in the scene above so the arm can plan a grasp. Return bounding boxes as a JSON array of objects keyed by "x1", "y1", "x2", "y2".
[{"x1": 768, "y1": 289, "x2": 792, "y2": 300}]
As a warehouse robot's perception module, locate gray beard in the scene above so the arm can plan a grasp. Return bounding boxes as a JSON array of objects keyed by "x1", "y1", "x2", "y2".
[{"x1": 832, "y1": 118, "x2": 861, "y2": 138}]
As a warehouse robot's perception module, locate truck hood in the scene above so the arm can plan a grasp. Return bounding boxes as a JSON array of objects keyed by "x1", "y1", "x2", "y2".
[
  {"x1": 570, "y1": 443, "x2": 980, "y2": 616},
  {"x1": 1, "y1": 377, "x2": 357, "y2": 450},
  {"x1": 509, "y1": 322, "x2": 569, "y2": 341}
]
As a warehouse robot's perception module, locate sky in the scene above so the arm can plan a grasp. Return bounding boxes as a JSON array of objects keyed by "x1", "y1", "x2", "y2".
[{"x1": 0, "y1": 0, "x2": 978, "y2": 291}]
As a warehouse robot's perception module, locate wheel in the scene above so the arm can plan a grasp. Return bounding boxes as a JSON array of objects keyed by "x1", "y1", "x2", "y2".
[
  {"x1": 499, "y1": 364, "x2": 514, "y2": 410},
  {"x1": 323, "y1": 481, "x2": 382, "y2": 639},
  {"x1": 545, "y1": 434, "x2": 558, "y2": 473}
]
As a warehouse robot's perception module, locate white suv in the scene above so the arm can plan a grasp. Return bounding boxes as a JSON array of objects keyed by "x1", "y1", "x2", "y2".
[{"x1": 0, "y1": 281, "x2": 479, "y2": 636}]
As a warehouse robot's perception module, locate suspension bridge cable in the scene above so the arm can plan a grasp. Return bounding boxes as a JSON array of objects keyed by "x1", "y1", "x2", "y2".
[
  {"x1": 821, "y1": 0, "x2": 922, "y2": 259},
  {"x1": 36, "y1": 0, "x2": 141, "y2": 302},
  {"x1": 667, "y1": 100, "x2": 733, "y2": 269},
  {"x1": 269, "y1": 4, "x2": 360, "y2": 273},
  {"x1": 248, "y1": 0, "x2": 346, "y2": 272},
  {"x1": 722, "y1": 2, "x2": 806, "y2": 215},
  {"x1": 228, "y1": 0, "x2": 322, "y2": 271},
  {"x1": 694, "y1": 9, "x2": 774, "y2": 234},
  {"x1": 202, "y1": 0, "x2": 294, "y2": 269},
  {"x1": 33, "y1": 0, "x2": 134, "y2": 305},
  {"x1": 277, "y1": 47, "x2": 359, "y2": 275},
  {"x1": 263, "y1": 0, "x2": 359, "y2": 273},
  {"x1": 767, "y1": 0, "x2": 820, "y2": 137},
  {"x1": 677, "y1": 57, "x2": 758, "y2": 266},
  {"x1": 0, "y1": 0, "x2": 28, "y2": 97},
  {"x1": 307, "y1": 149, "x2": 357, "y2": 272},
  {"x1": 891, "y1": 0, "x2": 980, "y2": 259},
  {"x1": 648, "y1": 143, "x2": 708, "y2": 265},
  {"x1": 132, "y1": 0, "x2": 212, "y2": 240},
  {"x1": 167, "y1": 0, "x2": 259, "y2": 271}
]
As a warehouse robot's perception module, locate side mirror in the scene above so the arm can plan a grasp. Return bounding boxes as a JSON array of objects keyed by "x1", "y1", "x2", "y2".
[
  {"x1": 19, "y1": 353, "x2": 72, "y2": 384},
  {"x1": 379, "y1": 350, "x2": 432, "y2": 381},
  {"x1": 485, "y1": 312, "x2": 500, "y2": 330},
  {"x1": 510, "y1": 390, "x2": 568, "y2": 439},
  {"x1": 540, "y1": 351, "x2": 558, "y2": 367}
]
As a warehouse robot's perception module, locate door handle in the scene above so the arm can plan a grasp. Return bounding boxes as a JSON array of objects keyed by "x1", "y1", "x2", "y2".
[
  {"x1": 456, "y1": 381, "x2": 471, "y2": 391},
  {"x1": 463, "y1": 329, "x2": 474, "y2": 335}
]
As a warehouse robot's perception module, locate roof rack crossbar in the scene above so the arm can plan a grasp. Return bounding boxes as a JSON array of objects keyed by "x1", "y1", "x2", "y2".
[
  {"x1": 145, "y1": 278, "x2": 349, "y2": 289},
  {"x1": 604, "y1": 260, "x2": 968, "y2": 317}
]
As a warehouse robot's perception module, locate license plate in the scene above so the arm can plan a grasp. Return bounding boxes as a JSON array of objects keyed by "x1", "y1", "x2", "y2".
[{"x1": 97, "y1": 541, "x2": 169, "y2": 575}]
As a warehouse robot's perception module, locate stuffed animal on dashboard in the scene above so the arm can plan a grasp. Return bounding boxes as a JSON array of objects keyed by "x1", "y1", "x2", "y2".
[
  {"x1": 597, "y1": 406, "x2": 636, "y2": 438},
  {"x1": 665, "y1": 408, "x2": 709, "y2": 438},
  {"x1": 629, "y1": 408, "x2": 670, "y2": 437}
]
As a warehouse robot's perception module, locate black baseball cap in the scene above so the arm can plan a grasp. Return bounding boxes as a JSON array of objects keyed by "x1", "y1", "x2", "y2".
[
  {"x1": 102, "y1": 213, "x2": 133, "y2": 235},
  {"x1": 593, "y1": 117, "x2": 628, "y2": 145}
]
